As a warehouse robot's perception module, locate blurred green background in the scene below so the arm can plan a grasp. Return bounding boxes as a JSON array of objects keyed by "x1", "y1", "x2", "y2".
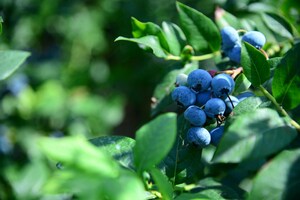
[{"x1": 0, "y1": 0, "x2": 299, "y2": 199}]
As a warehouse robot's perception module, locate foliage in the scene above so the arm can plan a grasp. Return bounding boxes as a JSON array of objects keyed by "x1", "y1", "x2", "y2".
[{"x1": 1, "y1": 0, "x2": 300, "y2": 200}]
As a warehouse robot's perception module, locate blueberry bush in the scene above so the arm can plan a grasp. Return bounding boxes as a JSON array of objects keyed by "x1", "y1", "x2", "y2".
[{"x1": 1, "y1": 1, "x2": 300, "y2": 199}]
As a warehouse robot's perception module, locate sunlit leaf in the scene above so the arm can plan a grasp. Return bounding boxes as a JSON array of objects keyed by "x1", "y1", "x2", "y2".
[
  {"x1": 134, "y1": 112, "x2": 177, "y2": 173},
  {"x1": 213, "y1": 108, "x2": 297, "y2": 163},
  {"x1": 0, "y1": 50, "x2": 30, "y2": 80}
]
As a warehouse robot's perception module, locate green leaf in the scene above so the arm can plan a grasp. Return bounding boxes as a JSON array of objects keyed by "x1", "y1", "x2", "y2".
[
  {"x1": 160, "y1": 115, "x2": 204, "y2": 184},
  {"x1": 268, "y1": 57, "x2": 282, "y2": 70},
  {"x1": 134, "y1": 112, "x2": 177, "y2": 173},
  {"x1": 131, "y1": 17, "x2": 169, "y2": 52},
  {"x1": 175, "y1": 193, "x2": 209, "y2": 200},
  {"x1": 150, "y1": 167, "x2": 173, "y2": 200},
  {"x1": 0, "y1": 16, "x2": 3, "y2": 34},
  {"x1": 89, "y1": 136, "x2": 135, "y2": 169},
  {"x1": 0, "y1": 50, "x2": 30, "y2": 80},
  {"x1": 176, "y1": 2, "x2": 221, "y2": 53},
  {"x1": 151, "y1": 61, "x2": 198, "y2": 117},
  {"x1": 102, "y1": 170, "x2": 146, "y2": 200},
  {"x1": 115, "y1": 36, "x2": 167, "y2": 58},
  {"x1": 162, "y1": 22, "x2": 187, "y2": 56},
  {"x1": 196, "y1": 178, "x2": 240, "y2": 199},
  {"x1": 233, "y1": 73, "x2": 251, "y2": 95},
  {"x1": 272, "y1": 43, "x2": 300, "y2": 110},
  {"x1": 241, "y1": 42, "x2": 270, "y2": 87},
  {"x1": 248, "y1": 149, "x2": 300, "y2": 200},
  {"x1": 39, "y1": 136, "x2": 119, "y2": 178},
  {"x1": 261, "y1": 13, "x2": 294, "y2": 39},
  {"x1": 233, "y1": 96, "x2": 270, "y2": 115},
  {"x1": 214, "y1": 7, "x2": 242, "y2": 29},
  {"x1": 213, "y1": 108, "x2": 297, "y2": 163}
]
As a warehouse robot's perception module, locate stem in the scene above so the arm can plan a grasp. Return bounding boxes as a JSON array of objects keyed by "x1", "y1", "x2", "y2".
[
  {"x1": 190, "y1": 51, "x2": 220, "y2": 61},
  {"x1": 258, "y1": 85, "x2": 300, "y2": 132},
  {"x1": 165, "y1": 51, "x2": 220, "y2": 62}
]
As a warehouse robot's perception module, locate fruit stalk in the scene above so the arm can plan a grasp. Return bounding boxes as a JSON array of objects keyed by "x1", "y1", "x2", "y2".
[{"x1": 258, "y1": 85, "x2": 300, "y2": 132}]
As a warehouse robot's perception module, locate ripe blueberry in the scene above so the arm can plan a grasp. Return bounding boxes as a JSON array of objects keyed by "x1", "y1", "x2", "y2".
[
  {"x1": 242, "y1": 31, "x2": 266, "y2": 49},
  {"x1": 187, "y1": 69, "x2": 212, "y2": 93},
  {"x1": 224, "y1": 95, "x2": 239, "y2": 115},
  {"x1": 184, "y1": 105, "x2": 207, "y2": 126},
  {"x1": 226, "y1": 43, "x2": 241, "y2": 63},
  {"x1": 220, "y1": 26, "x2": 240, "y2": 50},
  {"x1": 209, "y1": 126, "x2": 225, "y2": 145},
  {"x1": 196, "y1": 90, "x2": 212, "y2": 106},
  {"x1": 204, "y1": 98, "x2": 226, "y2": 118},
  {"x1": 171, "y1": 86, "x2": 196, "y2": 108},
  {"x1": 211, "y1": 73, "x2": 235, "y2": 98},
  {"x1": 186, "y1": 127, "x2": 211, "y2": 147}
]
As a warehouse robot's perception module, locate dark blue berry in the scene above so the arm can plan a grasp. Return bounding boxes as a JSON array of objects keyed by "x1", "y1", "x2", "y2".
[
  {"x1": 204, "y1": 98, "x2": 226, "y2": 118},
  {"x1": 224, "y1": 95, "x2": 239, "y2": 115},
  {"x1": 187, "y1": 127, "x2": 211, "y2": 147},
  {"x1": 209, "y1": 126, "x2": 225, "y2": 145},
  {"x1": 242, "y1": 31, "x2": 266, "y2": 49},
  {"x1": 211, "y1": 73, "x2": 235, "y2": 98},
  {"x1": 226, "y1": 43, "x2": 241, "y2": 63},
  {"x1": 187, "y1": 69, "x2": 212, "y2": 93},
  {"x1": 221, "y1": 26, "x2": 239, "y2": 50},
  {"x1": 184, "y1": 105, "x2": 207, "y2": 126},
  {"x1": 236, "y1": 91, "x2": 254, "y2": 102},
  {"x1": 196, "y1": 90, "x2": 212, "y2": 106},
  {"x1": 171, "y1": 86, "x2": 196, "y2": 108}
]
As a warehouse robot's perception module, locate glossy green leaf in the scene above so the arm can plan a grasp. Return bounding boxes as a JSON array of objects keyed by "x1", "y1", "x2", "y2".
[
  {"x1": 241, "y1": 42, "x2": 270, "y2": 87},
  {"x1": 176, "y1": 2, "x2": 221, "y2": 53},
  {"x1": 160, "y1": 115, "x2": 204, "y2": 184},
  {"x1": 162, "y1": 21, "x2": 187, "y2": 56},
  {"x1": 196, "y1": 178, "x2": 240, "y2": 199},
  {"x1": 272, "y1": 43, "x2": 300, "y2": 110},
  {"x1": 39, "y1": 136, "x2": 119, "y2": 178},
  {"x1": 248, "y1": 149, "x2": 300, "y2": 200},
  {"x1": 0, "y1": 16, "x2": 3, "y2": 34},
  {"x1": 89, "y1": 136, "x2": 135, "y2": 169},
  {"x1": 131, "y1": 17, "x2": 169, "y2": 52},
  {"x1": 0, "y1": 50, "x2": 30, "y2": 80},
  {"x1": 215, "y1": 7, "x2": 242, "y2": 29},
  {"x1": 175, "y1": 193, "x2": 209, "y2": 200},
  {"x1": 102, "y1": 170, "x2": 146, "y2": 200},
  {"x1": 233, "y1": 73, "x2": 251, "y2": 95},
  {"x1": 268, "y1": 57, "x2": 282, "y2": 70},
  {"x1": 261, "y1": 13, "x2": 294, "y2": 39},
  {"x1": 115, "y1": 36, "x2": 167, "y2": 58},
  {"x1": 213, "y1": 108, "x2": 297, "y2": 163},
  {"x1": 151, "y1": 61, "x2": 198, "y2": 117},
  {"x1": 150, "y1": 167, "x2": 173, "y2": 200},
  {"x1": 134, "y1": 112, "x2": 177, "y2": 173},
  {"x1": 233, "y1": 96, "x2": 270, "y2": 115}
]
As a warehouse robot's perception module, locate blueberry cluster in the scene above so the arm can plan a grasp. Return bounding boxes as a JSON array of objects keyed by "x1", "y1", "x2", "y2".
[
  {"x1": 172, "y1": 69, "x2": 246, "y2": 148},
  {"x1": 221, "y1": 26, "x2": 266, "y2": 63}
]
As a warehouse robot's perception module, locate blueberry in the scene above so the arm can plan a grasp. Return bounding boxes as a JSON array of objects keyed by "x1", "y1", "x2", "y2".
[
  {"x1": 175, "y1": 73, "x2": 188, "y2": 86},
  {"x1": 186, "y1": 127, "x2": 211, "y2": 147},
  {"x1": 184, "y1": 105, "x2": 207, "y2": 126},
  {"x1": 204, "y1": 98, "x2": 226, "y2": 118},
  {"x1": 236, "y1": 91, "x2": 254, "y2": 102},
  {"x1": 209, "y1": 126, "x2": 225, "y2": 145},
  {"x1": 196, "y1": 90, "x2": 212, "y2": 106},
  {"x1": 171, "y1": 86, "x2": 196, "y2": 107},
  {"x1": 224, "y1": 95, "x2": 239, "y2": 115},
  {"x1": 220, "y1": 26, "x2": 240, "y2": 50},
  {"x1": 242, "y1": 31, "x2": 266, "y2": 49},
  {"x1": 187, "y1": 69, "x2": 212, "y2": 93},
  {"x1": 226, "y1": 43, "x2": 241, "y2": 63},
  {"x1": 211, "y1": 73, "x2": 235, "y2": 98}
]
